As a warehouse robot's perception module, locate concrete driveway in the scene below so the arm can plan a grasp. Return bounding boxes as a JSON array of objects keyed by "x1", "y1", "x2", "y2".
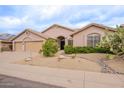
[
  {"x1": 0, "y1": 52, "x2": 124, "y2": 88},
  {"x1": 0, "y1": 51, "x2": 38, "y2": 63}
]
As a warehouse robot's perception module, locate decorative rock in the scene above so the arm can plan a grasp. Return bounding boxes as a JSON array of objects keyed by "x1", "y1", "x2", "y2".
[
  {"x1": 58, "y1": 55, "x2": 66, "y2": 62},
  {"x1": 25, "y1": 57, "x2": 32, "y2": 62},
  {"x1": 58, "y1": 55, "x2": 65, "y2": 59}
]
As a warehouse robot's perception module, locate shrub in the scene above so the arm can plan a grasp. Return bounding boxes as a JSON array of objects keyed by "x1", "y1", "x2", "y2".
[
  {"x1": 95, "y1": 47, "x2": 111, "y2": 53},
  {"x1": 106, "y1": 54, "x2": 116, "y2": 60},
  {"x1": 98, "y1": 26, "x2": 124, "y2": 56},
  {"x1": 42, "y1": 38, "x2": 58, "y2": 57},
  {"x1": 74, "y1": 47, "x2": 95, "y2": 53},
  {"x1": 64, "y1": 45, "x2": 111, "y2": 54},
  {"x1": 64, "y1": 45, "x2": 74, "y2": 54}
]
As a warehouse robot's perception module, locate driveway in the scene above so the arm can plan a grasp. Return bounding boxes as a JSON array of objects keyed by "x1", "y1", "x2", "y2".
[{"x1": 0, "y1": 51, "x2": 38, "y2": 63}]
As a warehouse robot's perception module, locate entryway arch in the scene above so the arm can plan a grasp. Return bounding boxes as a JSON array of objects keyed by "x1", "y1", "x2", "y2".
[{"x1": 57, "y1": 36, "x2": 65, "y2": 50}]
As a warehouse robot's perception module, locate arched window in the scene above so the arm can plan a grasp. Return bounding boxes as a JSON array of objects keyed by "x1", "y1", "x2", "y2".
[{"x1": 87, "y1": 33, "x2": 100, "y2": 47}]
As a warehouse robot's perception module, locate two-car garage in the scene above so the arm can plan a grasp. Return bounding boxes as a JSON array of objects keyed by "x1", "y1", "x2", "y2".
[
  {"x1": 12, "y1": 29, "x2": 47, "y2": 53},
  {"x1": 14, "y1": 41, "x2": 43, "y2": 52}
]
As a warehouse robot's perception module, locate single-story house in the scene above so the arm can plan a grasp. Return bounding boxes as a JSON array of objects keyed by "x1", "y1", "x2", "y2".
[{"x1": 12, "y1": 23, "x2": 116, "y2": 52}]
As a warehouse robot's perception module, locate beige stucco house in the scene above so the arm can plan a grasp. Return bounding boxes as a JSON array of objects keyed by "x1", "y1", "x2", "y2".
[{"x1": 12, "y1": 23, "x2": 116, "y2": 52}]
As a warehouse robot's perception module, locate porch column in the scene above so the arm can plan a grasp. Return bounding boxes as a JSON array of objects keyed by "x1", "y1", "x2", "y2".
[
  {"x1": 13, "y1": 41, "x2": 15, "y2": 51},
  {"x1": 0, "y1": 40, "x2": 2, "y2": 52},
  {"x1": 65, "y1": 37, "x2": 68, "y2": 46}
]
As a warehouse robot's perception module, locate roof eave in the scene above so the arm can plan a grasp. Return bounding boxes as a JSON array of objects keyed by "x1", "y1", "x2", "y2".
[{"x1": 71, "y1": 23, "x2": 116, "y2": 36}]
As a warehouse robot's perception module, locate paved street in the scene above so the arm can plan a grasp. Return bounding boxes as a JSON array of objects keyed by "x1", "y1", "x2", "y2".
[{"x1": 0, "y1": 74, "x2": 61, "y2": 88}]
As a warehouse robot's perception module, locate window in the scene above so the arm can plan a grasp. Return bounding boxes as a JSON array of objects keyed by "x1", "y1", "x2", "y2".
[
  {"x1": 68, "y1": 39, "x2": 73, "y2": 46},
  {"x1": 87, "y1": 33, "x2": 100, "y2": 47}
]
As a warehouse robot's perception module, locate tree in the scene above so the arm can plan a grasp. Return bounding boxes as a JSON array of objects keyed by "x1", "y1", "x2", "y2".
[
  {"x1": 98, "y1": 26, "x2": 124, "y2": 56},
  {"x1": 42, "y1": 38, "x2": 58, "y2": 57}
]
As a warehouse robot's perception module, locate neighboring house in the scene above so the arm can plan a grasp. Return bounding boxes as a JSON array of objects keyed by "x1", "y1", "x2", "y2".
[
  {"x1": 0, "y1": 40, "x2": 12, "y2": 52},
  {"x1": 12, "y1": 23, "x2": 116, "y2": 52},
  {"x1": 0, "y1": 34, "x2": 15, "y2": 52}
]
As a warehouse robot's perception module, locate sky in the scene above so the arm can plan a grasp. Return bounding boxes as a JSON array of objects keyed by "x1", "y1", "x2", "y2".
[{"x1": 0, "y1": 5, "x2": 124, "y2": 34}]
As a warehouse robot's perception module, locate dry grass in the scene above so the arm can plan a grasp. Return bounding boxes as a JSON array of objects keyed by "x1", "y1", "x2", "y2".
[{"x1": 14, "y1": 54, "x2": 102, "y2": 72}]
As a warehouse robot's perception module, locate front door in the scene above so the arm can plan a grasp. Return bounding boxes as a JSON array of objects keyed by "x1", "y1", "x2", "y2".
[
  {"x1": 57, "y1": 36, "x2": 65, "y2": 50},
  {"x1": 60, "y1": 40, "x2": 65, "y2": 50}
]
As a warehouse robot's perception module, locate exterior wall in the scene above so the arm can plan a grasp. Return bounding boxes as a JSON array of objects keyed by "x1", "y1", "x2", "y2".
[
  {"x1": 13, "y1": 31, "x2": 46, "y2": 52},
  {"x1": 42, "y1": 26, "x2": 73, "y2": 38},
  {"x1": 42, "y1": 26, "x2": 73, "y2": 46},
  {"x1": 13, "y1": 32, "x2": 45, "y2": 42},
  {"x1": 73, "y1": 26, "x2": 112, "y2": 47}
]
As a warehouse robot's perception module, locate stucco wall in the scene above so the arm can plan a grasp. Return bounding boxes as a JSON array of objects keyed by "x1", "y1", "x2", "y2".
[
  {"x1": 42, "y1": 26, "x2": 73, "y2": 39},
  {"x1": 73, "y1": 26, "x2": 112, "y2": 47},
  {"x1": 13, "y1": 31, "x2": 45, "y2": 42}
]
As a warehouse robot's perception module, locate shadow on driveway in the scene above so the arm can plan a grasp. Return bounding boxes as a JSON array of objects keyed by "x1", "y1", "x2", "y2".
[{"x1": 0, "y1": 74, "x2": 63, "y2": 88}]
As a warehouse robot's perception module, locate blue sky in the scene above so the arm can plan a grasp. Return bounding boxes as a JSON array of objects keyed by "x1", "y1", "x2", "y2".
[{"x1": 0, "y1": 5, "x2": 124, "y2": 34}]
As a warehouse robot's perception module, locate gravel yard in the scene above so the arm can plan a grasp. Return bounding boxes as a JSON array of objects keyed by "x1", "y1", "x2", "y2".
[
  {"x1": 12, "y1": 52, "x2": 124, "y2": 74},
  {"x1": 13, "y1": 53, "x2": 105, "y2": 72},
  {"x1": 105, "y1": 58, "x2": 124, "y2": 74}
]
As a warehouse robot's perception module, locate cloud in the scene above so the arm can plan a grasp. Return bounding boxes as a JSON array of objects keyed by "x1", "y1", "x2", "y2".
[
  {"x1": 0, "y1": 16, "x2": 29, "y2": 28},
  {"x1": 103, "y1": 16, "x2": 124, "y2": 27},
  {"x1": 0, "y1": 16, "x2": 21, "y2": 26},
  {"x1": 24, "y1": 6, "x2": 66, "y2": 20},
  {"x1": 68, "y1": 6, "x2": 124, "y2": 26},
  {"x1": 1, "y1": 5, "x2": 124, "y2": 34}
]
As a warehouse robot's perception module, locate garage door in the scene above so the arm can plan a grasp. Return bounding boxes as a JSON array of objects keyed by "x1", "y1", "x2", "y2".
[
  {"x1": 25, "y1": 41, "x2": 42, "y2": 52},
  {"x1": 15, "y1": 42, "x2": 23, "y2": 51},
  {"x1": 15, "y1": 41, "x2": 42, "y2": 52}
]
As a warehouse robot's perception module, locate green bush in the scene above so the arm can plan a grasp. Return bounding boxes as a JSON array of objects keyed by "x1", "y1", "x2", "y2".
[
  {"x1": 64, "y1": 45, "x2": 111, "y2": 54},
  {"x1": 98, "y1": 26, "x2": 124, "y2": 56},
  {"x1": 95, "y1": 47, "x2": 111, "y2": 53},
  {"x1": 74, "y1": 47, "x2": 94, "y2": 53},
  {"x1": 64, "y1": 45, "x2": 74, "y2": 54},
  {"x1": 106, "y1": 54, "x2": 116, "y2": 60},
  {"x1": 42, "y1": 38, "x2": 58, "y2": 57}
]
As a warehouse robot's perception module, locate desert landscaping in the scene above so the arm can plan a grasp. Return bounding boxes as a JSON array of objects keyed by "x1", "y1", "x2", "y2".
[{"x1": 13, "y1": 52, "x2": 124, "y2": 74}]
